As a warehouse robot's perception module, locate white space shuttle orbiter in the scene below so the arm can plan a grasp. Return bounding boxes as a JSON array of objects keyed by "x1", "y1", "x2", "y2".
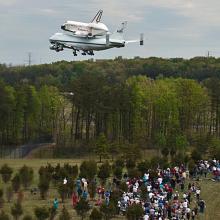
[{"x1": 61, "y1": 10, "x2": 109, "y2": 37}]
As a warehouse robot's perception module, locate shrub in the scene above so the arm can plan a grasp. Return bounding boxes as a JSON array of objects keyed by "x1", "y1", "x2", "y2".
[
  {"x1": 119, "y1": 182, "x2": 128, "y2": 192},
  {"x1": 98, "y1": 161, "x2": 111, "y2": 184},
  {"x1": 22, "y1": 215, "x2": 33, "y2": 220},
  {"x1": 75, "y1": 198, "x2": 90, "y2": 220},
  {"x1": 126, "y1": 159, "x2": 136, "y2": 169},
  {"x1": 90, "y1": 208, "x2": 103, "y2": 220},
  {"x1": 12, "y1": 174, "x2": 21, "y2": 192},
  {"x1": 0, "y1": 164, "x2": 13, "y2": 183},
  {"x1": 126, "y1": 203, "x2": 144, "y2": 220},
  {"x1": 0, "y1": 189, "x2": 4, "y2": 208},
  {"x1": 137, "y1": 160, "x2": 150, "y2": 176},
  {"x1": 6, "y1": 186, "x2": 13, "y2": 203},
  {"x1": 79, "y1": 161, "x2": 97, "y2": 180},
  {"x1": 127, "y1": 168, "x2": 141, "y2": 179},
  {"x1": 100, "y1": 202, "x2": 116, "y2": 220},
  {"x1": 49, "y1": 206, "x2": 57, "y2": 220},
  {"x1": 0, "y1": 211, "x2": 10, "y2": 220},
  {"x1": 191, "y1": 149, "x2": 202, "y2": 162},
  {"x1": 113, "y1": 166, "x2": 123, "y2": 179},
  {"x1": 11, "y1": 202, "x2": 23, "y2": 220},
  {"x1": 109, "y1": 190, "x2": 121, "y2": 207},
  {"x1": 115, "y1": 159, "x2": 124, "y2": 168},
  {"x1": 88, "y1": 180, "x2": 96, "y2": 200},
  {"x1": 34, "y1": 207, "x2": 49, "y2": 220},
  {"x1": 59, "y1": 206, "x2": 71, "y2": 220},
  {"x1": 38, "y1": 175, "x2": 50, "y2": 199},
  {"x1": 57, "y1": 184, "x2": 68, "y2": 203},
  {"x1": 19, "y1": 166, "x2": 33, "y2": 189}
]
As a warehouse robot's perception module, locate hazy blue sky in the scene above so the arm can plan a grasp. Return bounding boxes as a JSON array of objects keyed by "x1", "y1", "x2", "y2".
[{"x1": 1, "y1": 0, "x2": 220, "y2": 65}]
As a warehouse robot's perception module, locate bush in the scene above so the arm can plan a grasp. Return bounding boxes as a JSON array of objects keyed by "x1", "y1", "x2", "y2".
[
  {"x1": 191, "y1": 149, "x2": 202, "y2": 162},
  {"x1": 79, "y1": 161, "x2": 97, "y2": 180},
  {"x1": 38, "y1": 175, "x2": 50, "y2": 199},
  {"x1": 0, "y1": 189, "x2": 4, "y2": 208},
  {"x1": 88, "y1": 180, "x2": 96, "y2": 200},
  {"x1": 19, "y1": 166, "x2": 33, "y2": 189},
  {"x1": 109, "y1": 190, "x2": 121, "y2": 207},
  {"x1": 12, "y1": 174, "x2": 21, "y2": 192},
  {"x1": 137, "y1": 160, "x2": 150, "y2": 176},
  {"x1": 113, "y1": 167, "x2": 123, "y2": 179},
  {"x1": 0, "y1": 164, "x2": 13, "y2": 183},
  {"x1": 0, "y1": 211, "x2": 10, "y2": 220},
  {"x1": 75, "y1": 198, "x2": 90, "y2": 220},
  {"x1": 126, "y1": 159, "x2": 136, "y2": 169},
  {"x1": 58, "y1": 184, "x2": 68, "y2": 203},
  {"x1": 6, "y1": 186, "x2": 13, "y2": 203},
  {"x1": 126, "y1": 203, "x2": 144, "y2": 220},
  {"x1": 63, "y1": 164, "x2": 78, "y2": 179},
  {"x1": 49, "y1": 206, "x2": 57, "y2": 220},
  {"x1": 100, "y1": 202, "x2": 116, "y2": 220},
  {"x1": 90, "y1": 208, "x2": 103, "y2": 220},
  {"x1": 22, "y1": 215, "x2": 33, "y2": 220},
  {"x1": 34, "y1": 207, "x2": 49, "y2": 220},
  {"x1": 115, "y1": 159, "x2": 124, "y2": 168},
  {"x1": 127, "y1": 168, "x2": 141, "y2": 179},
  {"x1": 11, "y1": 202, "x2": 23, "y2": 220},
  {"x1": 98, "y1": 161, "x2": 111, "y2": 184},
  {"x1": 59, "y1": 206, "x2": 71, "y2": 220},
  {"x1": 119, "y1": 182, "x2": 128, "y2": 193}
]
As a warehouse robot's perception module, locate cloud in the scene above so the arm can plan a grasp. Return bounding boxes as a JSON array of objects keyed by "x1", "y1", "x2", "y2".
[{"x1": 0, "y1": 0, "x2": 17, "y2": 6}]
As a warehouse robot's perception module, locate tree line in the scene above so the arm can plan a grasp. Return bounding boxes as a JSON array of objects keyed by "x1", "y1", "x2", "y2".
[{"x1": 1, "y1": 57, "x2": 220, "y2": 157}]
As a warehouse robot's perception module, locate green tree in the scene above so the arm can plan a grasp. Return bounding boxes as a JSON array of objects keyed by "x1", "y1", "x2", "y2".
[
  {"x1": 0, "y1": 189, "x2": 4, "y2": 209},
  {"x1": 34, "y1": 207, "x2": 49, "y2": 220},
  {"x1": 19, "y1": 165, "x2": 33, "y2": 189},
  {"x1": 79, "y1": 161, "x2": 97, "y2": 180},
  {"x1": 90, "y1": 208, "x2": 103, "y2": 220},
  {"x1": 22, "y1": 215, "x2": 33, "y2": 220},
  {"x1": 6, "y1": 186, "x2": 13, "y2": 203},
  {"x1": 59, "y1": 206, "x2": 71, "y2": 220},
  {"x1": 126, "y1": 203, "x2": 144, "y2": 220},
  {"x1": 100, "y1": 202, "x2": 116, "y2": 220},
  {"x1": 98, "y1": 161, "x2": 111, "y2": 185},
  {"x1": 95, "y1": 133, "x2": 108, "y2": 162},
  {"x1": 38, "y1": 175, "x2": 50, "y2": 199},
  {"x1": 12, "y1": 174, "x2": 21, "y2": 192},
  {"x1": 0, "y1": 164, "x2": 13, "y2": 183},
  {"x1": 0, "y1": 211, "x2": 9, "y2": 220},
  {"x1": 11, "y1": 202, "x2": 23, "y2": 220},
  {"x1": 75, "y1": 198, "x2": 90, "y2": 220}
]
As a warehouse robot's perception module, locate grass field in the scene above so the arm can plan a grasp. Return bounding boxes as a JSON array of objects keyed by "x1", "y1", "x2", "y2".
[{"x1": 0, "y1": 159, "x2": 219, "y2": 220}]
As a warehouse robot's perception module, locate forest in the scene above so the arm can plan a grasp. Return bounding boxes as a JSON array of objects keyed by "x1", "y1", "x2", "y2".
[{"x1": 1, "y1": 56, "x2": 220, "y2": 158}]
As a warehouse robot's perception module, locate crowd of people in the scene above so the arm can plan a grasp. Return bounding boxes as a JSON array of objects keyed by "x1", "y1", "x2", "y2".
[
  {"x1": 53, "y1": 159, "x2": 220, "y2": 220},
  {"x1": 117, "y1": 165, "x2": 205, "y2": 220}
]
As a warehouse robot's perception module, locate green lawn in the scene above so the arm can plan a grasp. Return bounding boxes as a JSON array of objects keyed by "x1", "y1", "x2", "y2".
[{"x1": 0, "y1": 159, "x2": 219, "y2": 219}]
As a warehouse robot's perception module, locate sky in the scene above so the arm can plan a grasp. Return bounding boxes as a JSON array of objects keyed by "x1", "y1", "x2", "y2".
[{"x1": 0, "y1": 0, "x2": 220, "y2": 65}]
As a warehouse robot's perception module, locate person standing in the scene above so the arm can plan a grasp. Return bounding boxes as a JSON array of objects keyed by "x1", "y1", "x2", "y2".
[{"x1": 53, "y1": 198, "x2": 59, "y2": 210}]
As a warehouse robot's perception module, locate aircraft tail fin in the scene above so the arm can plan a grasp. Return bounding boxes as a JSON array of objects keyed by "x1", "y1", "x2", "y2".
[
  {"x1": 91, "y1": 10, "x2": 103, "y2": 23},
  {"x1": 110, "y1": 22, "x2": 127, "y2": 40}
]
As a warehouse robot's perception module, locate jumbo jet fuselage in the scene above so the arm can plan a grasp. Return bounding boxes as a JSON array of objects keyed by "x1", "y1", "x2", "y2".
[{"x1": 49, "y1": 32, "x2": 125, "y2": 52}]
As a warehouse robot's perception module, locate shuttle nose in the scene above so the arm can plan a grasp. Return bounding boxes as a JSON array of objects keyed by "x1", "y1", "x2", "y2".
[{"x1": 61, "y1": 25, "x2": 65, "y2": 30}]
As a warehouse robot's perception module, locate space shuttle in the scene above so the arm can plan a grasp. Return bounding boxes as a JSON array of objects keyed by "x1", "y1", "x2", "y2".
[{"x1": 61, "y1": 10, "x2": 109, "y2": 37}]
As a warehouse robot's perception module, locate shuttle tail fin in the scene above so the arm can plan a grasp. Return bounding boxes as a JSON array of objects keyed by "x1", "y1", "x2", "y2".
[{"x1": 91, "y1": 10, "x2": 103, "y2": 23}]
